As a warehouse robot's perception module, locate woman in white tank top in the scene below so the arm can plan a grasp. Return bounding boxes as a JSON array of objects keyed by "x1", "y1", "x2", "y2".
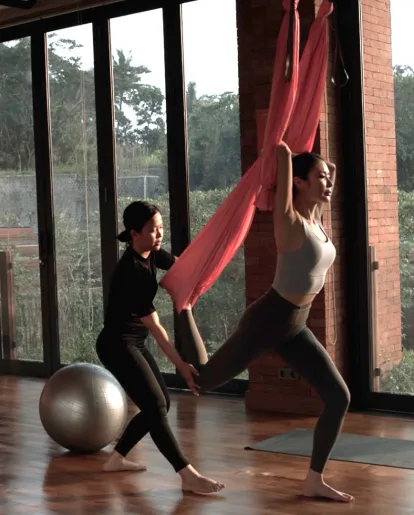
[{"x1": 179, "y1": 141, "x2": 354, "y2": 503}]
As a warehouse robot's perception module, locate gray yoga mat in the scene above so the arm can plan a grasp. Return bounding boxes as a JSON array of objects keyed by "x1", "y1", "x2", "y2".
[{"x1": 245, "y1": 428, "x2": 414, "y2": 469}]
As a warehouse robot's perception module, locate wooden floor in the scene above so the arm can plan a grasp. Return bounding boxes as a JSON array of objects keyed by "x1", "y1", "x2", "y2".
[{"x1": 2, "y1": 377, "x2": 414, "y2": 515}]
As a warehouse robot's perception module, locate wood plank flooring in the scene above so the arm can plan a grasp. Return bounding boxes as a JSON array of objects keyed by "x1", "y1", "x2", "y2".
[{"x1": 1, "y1": 375, "x2": 414, "y2": 514}]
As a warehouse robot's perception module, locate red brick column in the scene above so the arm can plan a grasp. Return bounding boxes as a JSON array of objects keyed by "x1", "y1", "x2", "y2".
[
  {"x1": 237, "y1": 0, "x2": 401, "y2": 413},
  {"x1": 236, "y1": 0, "x2": 347, "y2": 415},
  {"x1": 361, "y1": 0, "x2": 402, "y2": 372}
]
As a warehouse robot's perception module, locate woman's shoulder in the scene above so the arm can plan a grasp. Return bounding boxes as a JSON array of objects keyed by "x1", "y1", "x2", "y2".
[
  {"x1": 152, "y1": 248, "x2": 175, "y2": 271},
  {"x1": 114, "y1": 247, "x2": 140, "y2": 277},
  {"x1": 117, "y1": 246, "x2": 134, "y2": 265}
]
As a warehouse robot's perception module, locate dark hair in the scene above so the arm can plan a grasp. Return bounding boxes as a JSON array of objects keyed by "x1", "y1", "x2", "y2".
[
  {"x1": 292, "y1": 152, "x2": 324, "y2": 197},
  {"x1": 117, "y1": 201, "x2": 160, "y2": 243}
]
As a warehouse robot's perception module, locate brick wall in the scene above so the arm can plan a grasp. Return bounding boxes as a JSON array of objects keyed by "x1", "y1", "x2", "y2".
[
  {"x1": 237, "y1": 0, "x2": 343, "y2": 415},
  {"x1": 361, "y1": 0, "x2": 402, "y2": 372},
  {"x1": 236, "y1": 0, "x2": 393, "y2": 414},
  {"x1": 316, "y1": 0, "x2": 347, "y2": 381},
  {"x1": 237, "y1": 0, "x2": 401, "y2": 413}
]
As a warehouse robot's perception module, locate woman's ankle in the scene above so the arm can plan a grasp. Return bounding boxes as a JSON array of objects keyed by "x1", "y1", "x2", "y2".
[
  {"x1": 305, "y1": 468, "x2": 323, "y2": 482},
  {"x1": 108, "y1": 450, "x2": 124, "y2": 461},
  {"x1": 178, "y1": 464, "x2": 199, "y2": 478}
]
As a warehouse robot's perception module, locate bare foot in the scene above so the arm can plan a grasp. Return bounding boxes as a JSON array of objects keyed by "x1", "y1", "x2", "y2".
[
  {"x1": 179, "y1": 464, "x2": 225, "y2": 495},
  {"x1": 302, "y1": 470, "x2": 354, "y2": 503},
  {"x1": 103, "y1": 451, "x2": 147, "y2": 473}
]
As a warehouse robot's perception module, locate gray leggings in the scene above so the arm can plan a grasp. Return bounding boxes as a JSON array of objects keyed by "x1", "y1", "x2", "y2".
[{"x1": 179, "y1": 288, "x2": 350, "y2": 474}]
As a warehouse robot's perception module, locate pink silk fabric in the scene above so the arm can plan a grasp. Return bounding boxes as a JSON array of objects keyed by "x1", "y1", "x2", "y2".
[{"x1": 160, "y1": 0, "x2": 333, "y2": 313}]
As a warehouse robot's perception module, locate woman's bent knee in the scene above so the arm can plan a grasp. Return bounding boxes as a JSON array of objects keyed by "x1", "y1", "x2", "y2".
[
  {"x1": 322, "y1": 379, "x2": 350, "y2": 414},
  {"x1": 330, "y1": 384, "x2": 351, "y2": 413}
]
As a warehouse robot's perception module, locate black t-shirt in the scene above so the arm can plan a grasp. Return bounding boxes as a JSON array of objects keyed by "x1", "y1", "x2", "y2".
[{"x1": 103, "y1": 246, "x2": 175, "y2": 339}]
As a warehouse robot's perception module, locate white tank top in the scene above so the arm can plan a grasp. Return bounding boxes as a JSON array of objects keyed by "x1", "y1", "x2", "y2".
[{"x1": 272, "y1": 218, "x2": 336, "y2": 295}]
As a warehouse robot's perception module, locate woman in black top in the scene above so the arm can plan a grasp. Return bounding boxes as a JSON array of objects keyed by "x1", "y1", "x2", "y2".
[{"x1": 96, "y1": 201, "x2": 224, "y2": 495}]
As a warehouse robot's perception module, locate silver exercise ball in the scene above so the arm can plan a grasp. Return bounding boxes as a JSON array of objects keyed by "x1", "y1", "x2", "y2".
[{"x1": 39, "y1": 363, "x2": 128, "y2": 453}]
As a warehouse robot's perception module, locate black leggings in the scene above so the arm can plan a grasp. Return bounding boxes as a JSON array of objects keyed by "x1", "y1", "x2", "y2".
[
  {"x1": 179, "y1": 288, "x2": 350, "y2": 474},
  {"x1": 96, "y1": 335, "x2": 189, "y2": 472}
]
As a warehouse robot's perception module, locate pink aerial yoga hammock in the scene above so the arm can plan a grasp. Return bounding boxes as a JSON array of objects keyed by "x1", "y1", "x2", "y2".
[{"x1": 161, "y1": 0, "x2": 334, "y2": 313}]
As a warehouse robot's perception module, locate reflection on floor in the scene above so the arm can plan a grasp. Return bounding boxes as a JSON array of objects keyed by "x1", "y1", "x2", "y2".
[{"x1": 1, "y1": 375, "x2": 414, "y2": 514}]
